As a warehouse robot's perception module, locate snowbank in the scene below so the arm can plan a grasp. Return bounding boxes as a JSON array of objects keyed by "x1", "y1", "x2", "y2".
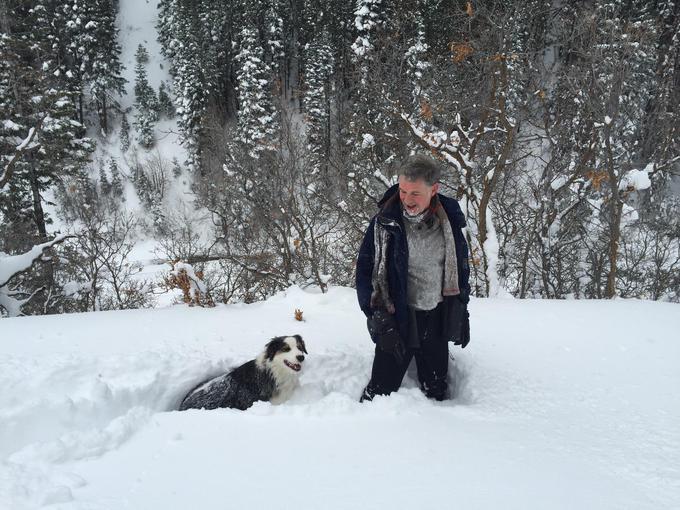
[{"x1": 1, "y1": 286, "x2": 679, "y2": 509}]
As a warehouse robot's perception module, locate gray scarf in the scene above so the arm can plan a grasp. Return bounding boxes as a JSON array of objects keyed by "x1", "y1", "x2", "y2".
[{"x1": 436, "y1": 204, "x2": 460, "y2": 297}]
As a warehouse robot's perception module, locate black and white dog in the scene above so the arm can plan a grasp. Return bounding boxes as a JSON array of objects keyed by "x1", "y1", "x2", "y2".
[{"x1": 179, "y1": 335, "x2": 307, "y2": 411}]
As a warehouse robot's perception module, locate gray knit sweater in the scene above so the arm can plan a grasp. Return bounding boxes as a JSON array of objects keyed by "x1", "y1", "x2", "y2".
[{"x1": 403, "y1": 213, "x2": 445, "y2": 311}]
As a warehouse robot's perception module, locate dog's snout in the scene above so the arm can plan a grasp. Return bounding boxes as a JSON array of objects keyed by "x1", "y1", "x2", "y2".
[{"x1": 296, "y1": 354, "x2": 305, "y2": 362}]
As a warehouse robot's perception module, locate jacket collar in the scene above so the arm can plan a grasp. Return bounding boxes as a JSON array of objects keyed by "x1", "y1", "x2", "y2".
[{"x1": 376, "y1": 185, "x2": 402, "y2": 224}]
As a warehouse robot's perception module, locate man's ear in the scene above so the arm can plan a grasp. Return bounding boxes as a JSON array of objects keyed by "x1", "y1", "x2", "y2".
[{"x1": 432, "y1": 183, "x2": 440, "y2": 196}]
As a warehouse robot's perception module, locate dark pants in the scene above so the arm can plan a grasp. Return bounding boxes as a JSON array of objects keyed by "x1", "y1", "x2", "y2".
[{"x1": 362, "y1": 303, "x2": 449, "y2": 401}]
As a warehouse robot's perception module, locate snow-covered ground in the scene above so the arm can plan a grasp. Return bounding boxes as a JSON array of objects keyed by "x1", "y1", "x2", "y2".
[{"x1": 1, "y1": 287, "x2": 679, "y2": 509}]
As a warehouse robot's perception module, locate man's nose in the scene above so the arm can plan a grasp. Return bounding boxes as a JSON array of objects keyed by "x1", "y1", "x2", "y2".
[{"x1": 296, "y1": 354, "x2": 305, "y2": 362}]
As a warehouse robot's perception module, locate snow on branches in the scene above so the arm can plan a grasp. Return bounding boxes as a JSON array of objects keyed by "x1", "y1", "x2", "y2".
[
  {"x1": 0, "y1": 235, "x2": 70, "y2": 317},
  {"x1": 164, "y1": 261, "x2": 214, "y2": 307}
]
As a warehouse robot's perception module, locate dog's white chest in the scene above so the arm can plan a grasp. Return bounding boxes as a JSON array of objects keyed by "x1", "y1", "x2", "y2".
[{"x1": 269, "y1": 372, "x2": 299, "y2": 404}]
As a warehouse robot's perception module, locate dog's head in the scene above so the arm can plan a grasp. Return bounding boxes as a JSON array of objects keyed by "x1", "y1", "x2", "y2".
[{"x1": 263, "y1": 335, "x2": 307, "y2": 373}]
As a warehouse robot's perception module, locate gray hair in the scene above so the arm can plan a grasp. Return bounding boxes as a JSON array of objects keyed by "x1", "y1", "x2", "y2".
[{"x1": 398, "y1": 154, "x2": 441, "y2": 186}]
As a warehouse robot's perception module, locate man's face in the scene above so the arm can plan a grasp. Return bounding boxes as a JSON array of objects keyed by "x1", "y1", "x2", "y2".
[{"x1": 398, "y1": 176, "x2": 438, "y2": 216}]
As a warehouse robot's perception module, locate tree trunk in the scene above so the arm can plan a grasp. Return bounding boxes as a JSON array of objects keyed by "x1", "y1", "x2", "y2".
[
  {"x1": 27, "y1": 160, "x2": 47, "y2": 241},
  {"x1": 101, "y1": 97, "x2": 108, "y2": 134},
  {"x1": 476, "y1": 60, "x2": 515, "y2": 296},
  {"x1": 606, "y1": 199, "x2": 623, "y2": 298},
  {"x1": 78, "y1": 94, "x2": 84, "y2": 124}
]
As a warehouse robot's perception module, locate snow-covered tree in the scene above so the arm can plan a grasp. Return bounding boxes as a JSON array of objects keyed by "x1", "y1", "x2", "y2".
[
  {"x1": 85, "y1": 0, "x2": 127, "y2": 134},
  {"x1": 133, "y1": 44, "x2": 159, "y2": 148},
  {"x1": 0, "y1": 234, "x2": 70, "y2": 317},
  {"x1": 1, "y1": 0, "x2": 93, "y2": 247},
  {"x1": 119, "y1": 113, "x2": 130, "y2": 152},
  {"x1": 157, "y1": 82, "x2": 175, "y2": 118},
  {"x1": 99, "y1": 163, "x2": 111, "y2": 195},
  {"x1": 303, "y1": 28, "x2": 334, "y2": 176},
  {"x1": 2, "y1": 62, "x2": 70, "y2": 318},
  {"x1": 157, "y1": 0, "x2": 230, "y2": 171},
  {"x1": 234, "y1": 25, "x2": 279, "y2": 157},
  {"x1": 109, "y1": 157, "x2": 123, "y2": 198}
]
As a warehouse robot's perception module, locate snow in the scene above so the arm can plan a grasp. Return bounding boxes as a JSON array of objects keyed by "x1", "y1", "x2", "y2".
[
  {"x1": 550, "y1": 175, "x2": 568, "y2": 190},
  {"x1": 1, "y1": 286, "x2": 679, "y2": 509},
  {"x1": 61, "y1": 281, "x2": 92, "y2": 298},
  {"x1": 361, "y1": 133, "x2": 375, "y2": 148},
  {"x1": 622, "y1": 203, "x2": 639, "y2": 222},
  {"x1": 620, "y1": 166, "x2": 652, "y2": 192},
  {"x1": 0, "y1": 236, "x2": 68, "y2": 288},
  {"x1": 2, "y1": 120, "x2": 21, "y2": 131},
  {"x1": 399, "y1": 113, "x2": 472, "y2": 175},
  {"x1": 15, "y1": 128, "x2": 36, "y2": 151},
  {"x1": 170, "y1": 261, "x2": 207, "y2": 294}
]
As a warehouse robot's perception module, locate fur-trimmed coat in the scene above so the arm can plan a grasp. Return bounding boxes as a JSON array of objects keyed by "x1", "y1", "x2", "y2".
[{"x1": 356, "y1": 184, "x2": 471, "y2": 347}]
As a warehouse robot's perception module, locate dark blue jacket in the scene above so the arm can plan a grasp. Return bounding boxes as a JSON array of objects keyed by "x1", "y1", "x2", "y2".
[{"x1": 356, "y1": 184, "x2": 470, "y2": 344}]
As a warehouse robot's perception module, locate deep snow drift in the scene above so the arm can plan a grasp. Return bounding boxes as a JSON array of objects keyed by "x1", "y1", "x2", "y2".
[{"x1": 1, "y1": 286, "x2": 679, "y2": 510}]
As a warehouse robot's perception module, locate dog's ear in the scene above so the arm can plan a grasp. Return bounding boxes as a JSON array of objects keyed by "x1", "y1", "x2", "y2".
[
  {"x1": 295, "y1": 335, "x2": 307, "y2": 354},
  {"x1": 265, "y1": 337, "x2": 283, "y2": 361}
]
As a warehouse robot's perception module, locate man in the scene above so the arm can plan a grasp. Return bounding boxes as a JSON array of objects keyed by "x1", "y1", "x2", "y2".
[{"x1": 356, "y1": 154, "x2": 470, "y2": 401}]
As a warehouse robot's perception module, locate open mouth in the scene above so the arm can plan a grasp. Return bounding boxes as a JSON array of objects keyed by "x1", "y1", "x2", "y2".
[{"x1": 284, "y1": 360, "x2": 302, "y2": 372}]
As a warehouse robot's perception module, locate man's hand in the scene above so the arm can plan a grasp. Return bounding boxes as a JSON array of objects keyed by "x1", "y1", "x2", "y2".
[
  {"x1": 368, "y1": 309, "x2": 405, "y2": 363},
  {"x1": 459, "y1": 308, "x2": 470, "y2": 348}
]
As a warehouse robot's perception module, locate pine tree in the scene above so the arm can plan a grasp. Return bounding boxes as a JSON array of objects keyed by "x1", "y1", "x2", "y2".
[
  {"x1": 84, "y1": 0, "x2": 127, "y2": 134},
  {"x1": 99, "y1": 164, "x2": 111, "y2": 195},
  {"x1": 158, "y1": 0, "x2": 209, "y2": 170},
  {"x1": 0, "y1": 0, "x2": 97, "y2": 315},
  {"x1": 403, "y1": 9, "x2": 430, "y2": 110},
  {"x1": 53, "y1": 0, "x2": 89, "y2": 124},
  {"x1": 135, "y1": 115, "x2": 155, "y2": 149},
  {"x1": 135, "y1": 44, "x2": 150, "y2": 65},
  {"x1": 1, "y1": 0, "x2": 94, "y2": 248},
  {"x1": 171, "y1": 157, "x2": 182, "y2": 178},
  {"x1": 158, "y1": 82, "x2": 175, "y2": 118},
  {"x1": 303, "y1": 28, "x2": 334, "y2": 175},
  {"x1": 109, "y1": 158, "x2": 124, "y2": 198},
  {"x1": 133, "y1": 44, "x2": 158, "y2": 148},
  {"x1": 134, "y1": 45, "x2": 158, "y2": 114},
  {"x1": 133, "y1": 167, "x2": 151, "y2": 206},
  {"x1": 263, "y1": 0, "x2": 285, "y2": 81},
  {"x1": 158, "y1": 0, "x2": 232, "y2": 171},
  {"x1": 235, "y1": 25, "x2": 278, "y2": 158},
  {"x1": 158, "y1": 0, "x2": 203, "y2": 168},
  {"x1": 120, "y1": 113, "x2": 130, "y2": 152},
  {"x1": 351, "y1": 0, "x2": 387, "y2": 59},
  {"x1": 55, "y1": 0, "x2": 125, "y2": 129}
]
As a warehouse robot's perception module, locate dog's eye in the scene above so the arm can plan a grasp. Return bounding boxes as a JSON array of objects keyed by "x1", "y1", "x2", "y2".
[{"x1": 281, "y1": 345, "x2": 291, "y2": 352}]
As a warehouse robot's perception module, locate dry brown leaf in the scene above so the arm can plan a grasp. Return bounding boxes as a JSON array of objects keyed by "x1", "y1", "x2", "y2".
[
  {"x1": 450, "y1": 42, "x2": 473, "y2": 63},
  {"x1": 586, "y1": 170, "x2": 609, "y2": 191},
  {"x1": 420, "y1": 99, "x2": 433, "y2": 121},
  {"x1": 466, "y1": 1, "x2": 474, "y2": 16}
]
